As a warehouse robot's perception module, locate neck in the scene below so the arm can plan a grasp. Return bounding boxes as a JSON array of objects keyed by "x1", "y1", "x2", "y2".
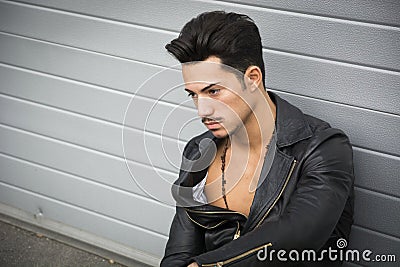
[{"x1": 230, "y1": 90, "x2": 276, "y2": 151}]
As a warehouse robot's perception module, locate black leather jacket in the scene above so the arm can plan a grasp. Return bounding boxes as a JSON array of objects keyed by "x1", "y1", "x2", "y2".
[{"x1": 161, "y1": 92, "x2": 354, "y2": 267}]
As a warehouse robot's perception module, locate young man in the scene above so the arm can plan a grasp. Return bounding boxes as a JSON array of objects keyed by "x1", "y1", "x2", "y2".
[{"x1": 161, "y1": 11, "x2": 354, "y2": 267}]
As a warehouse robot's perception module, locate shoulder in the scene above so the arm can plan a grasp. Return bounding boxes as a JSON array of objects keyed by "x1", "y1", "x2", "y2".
[
  {"x1": 299, "y1": 114, "x2": 353, "y2": 172},
  {"x1": 304, "y1": 113, "x2": 350, "y2": 145},
  {"x1": 286, "y1": 109, "x2": 353, "y2": 165},
  {"x1": 293, "y1": 107, "x2": 350, "y2": 146}
]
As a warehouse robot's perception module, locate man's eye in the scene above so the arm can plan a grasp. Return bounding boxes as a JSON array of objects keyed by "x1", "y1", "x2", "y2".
[
  {"x1": 187, "y1": 92, "x2": 197, "y2": 98},
  {"x1": 208, "y1": 89, "x2": 220, "y2": 95}
]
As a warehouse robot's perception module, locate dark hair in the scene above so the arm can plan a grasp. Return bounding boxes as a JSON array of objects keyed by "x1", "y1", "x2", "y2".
[{"x1": 165, "y1": 11, "x2": 265, "y2": 87}]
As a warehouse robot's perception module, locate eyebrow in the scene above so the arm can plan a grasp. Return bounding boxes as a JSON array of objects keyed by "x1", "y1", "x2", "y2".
[{"x1": 184, "y1": 82, "x2": 220, "y2": 94}]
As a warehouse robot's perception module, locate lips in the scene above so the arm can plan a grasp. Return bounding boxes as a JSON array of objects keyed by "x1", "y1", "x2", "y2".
[{"x1": 203, "y1": 120, "x2": 221, "y2": 130}]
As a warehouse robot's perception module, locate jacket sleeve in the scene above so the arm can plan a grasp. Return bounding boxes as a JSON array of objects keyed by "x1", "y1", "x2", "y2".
[
  {"x1": 192, "y1": 130, "x2": 355, "y2": 266},
  {"x1": 160, "y1": 206, "x2": 205, "y2": 267}
]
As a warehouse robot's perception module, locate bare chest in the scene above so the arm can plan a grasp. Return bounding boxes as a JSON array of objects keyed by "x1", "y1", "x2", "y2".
[{"x1": 204, "y1": 152, "x2": 264, "y2": 217}]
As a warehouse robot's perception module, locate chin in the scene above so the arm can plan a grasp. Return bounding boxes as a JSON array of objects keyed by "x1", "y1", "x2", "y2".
[{"x1": 209, "y1": 129, "x2": 229, "y2": 139}]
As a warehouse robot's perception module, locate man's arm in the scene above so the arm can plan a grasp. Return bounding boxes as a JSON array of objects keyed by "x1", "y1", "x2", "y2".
[
  {"x1": 192, "y1": 129, "x2": 354, "y2": 266},
  {"x1": 160, "y1": 206, "x2": 205, "y2": 267}
]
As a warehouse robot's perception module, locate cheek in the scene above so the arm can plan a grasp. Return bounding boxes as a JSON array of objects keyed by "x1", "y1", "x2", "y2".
[
  {"x1": 219, "y1": 101, "x2": 249, "y2": 126},
  {"x1": 214, "y1": 92, "x2": 251, "y2": 120},
  {"x1": 229, "y1": 97, "x2": 251, "y2": 118}
]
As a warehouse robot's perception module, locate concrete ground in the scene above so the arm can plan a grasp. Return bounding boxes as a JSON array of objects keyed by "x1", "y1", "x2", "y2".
[{"x1": 0, "y1": 220, "x2": 127, "y2": 267}]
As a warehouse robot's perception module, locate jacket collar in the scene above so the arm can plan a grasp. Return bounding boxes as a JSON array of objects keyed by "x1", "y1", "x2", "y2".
[{"x1": 268, "y1": 92, "x2": 312, "y2": 147}]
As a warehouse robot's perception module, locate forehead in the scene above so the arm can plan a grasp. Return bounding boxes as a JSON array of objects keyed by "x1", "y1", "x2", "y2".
[{"x1": 182, "y1": 60, "x2": 242, "y2": 91}]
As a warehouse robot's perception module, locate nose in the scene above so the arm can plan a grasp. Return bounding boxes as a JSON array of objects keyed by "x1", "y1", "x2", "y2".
[{"x1": 196, "y1": 97, "x2": 214, "y2": 118}]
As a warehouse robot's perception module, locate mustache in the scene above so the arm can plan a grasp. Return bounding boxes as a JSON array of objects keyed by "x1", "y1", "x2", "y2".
[{"x1": 201, "y1": 117, "x2": 223, "y2": 123}]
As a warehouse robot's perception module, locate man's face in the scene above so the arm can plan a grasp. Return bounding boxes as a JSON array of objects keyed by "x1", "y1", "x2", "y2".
[{"x1": 182, "y1": 57, "x2": 255, "y2": 138}]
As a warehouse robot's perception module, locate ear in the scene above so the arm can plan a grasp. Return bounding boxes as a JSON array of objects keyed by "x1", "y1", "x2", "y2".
[{"x1": 244, "y1": 66, "x2": 263, "y2": 92}]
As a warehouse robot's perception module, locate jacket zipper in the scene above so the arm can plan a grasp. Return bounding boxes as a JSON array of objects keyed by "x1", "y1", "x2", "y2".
[
  {"x1": 233, "y1": 221, "x2": 240, "y2": 240},
  {"x1": 201, "y1": 243, "x2": 272, "y2": 266},
  {"x1": 185, "y1": 211, "x2": 229, "y2": 229},
  {"x1": 184, "y1": 209, "x2": 247, "y2": 229},
  {"x1": 185, "y1": 208, "x2": 248, "y2": 219},
  {"x1": 255, "y1": 159, "x2": 297, "y2": 228}
]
